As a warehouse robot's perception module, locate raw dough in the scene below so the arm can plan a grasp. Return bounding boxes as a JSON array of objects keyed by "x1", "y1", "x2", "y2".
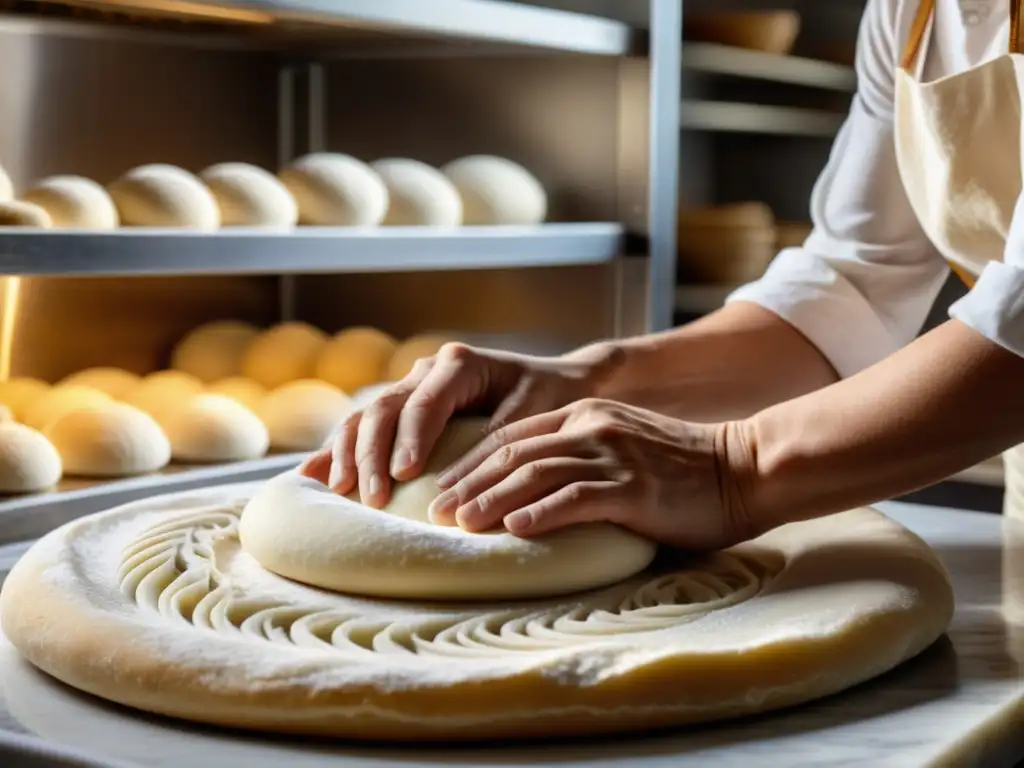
[
  {"x1": 278, "y1": 153, "x2": 388, "y2": 226},
  {"x1": 0, "y1": 482, "x2": 954, "y2": 741},
  {"x1": 23, "y1": 386, "x2": 112, "y2": 432},
  {"x1": 442, "y1": 155, "x2": 547, "y2": 226},
  {"x1": 257, "y1": 379, "x2": 351, "y2": 451},
  {"x1": 0, "y1": 162, "x2": 12, "y2": 201},
  {"x1": 122, "y1": 371, "x2": 204, "y2": 426},
  {"x1": 0, "y1": 201, "x2": 52, "y2": 228},
  {"x1": 314, "y1": 326, "x2": 398, "y2": 393},
  {"x1": 21, "y1": 176, "x2": 119, "y2": 229},
  {"x1": 163, "y1": 394, "x2": 269, "y2": 463},
  {"x1": 199, "y1": 163, "x2": 298, "y2": 228},
  {"x1": 171, "y1": 320, "x2": 260, "y2": 383},
  {"x1": 241, "y1": 322, "x2": 328, "y2": 389},
  {"x1": 241, "y1": 418, "x2": 657, "y2": 600},
  {"x1": 205, "y1": 376, "x2": 266, "y2": 411},
  {"x1": 0, "y1": 378, "x2": 50, "y2": 422},
  {"x1": 44, "y1": 403, "x2": 170, "y2": 478},
  {"x1": 60, "y1": 367, "x2": 141, "y2": 399},
  {"x1": 0, "y1": 422, "x2": 61, "y2": 493},
  {"x1": 387, "y1": 334, "x2": 453, "y2": 381},
  {"x1": 371, "y1": 158, "x2": 463, "y2": 226},
  {"x1": 108, "y1": 164, "x2": 220, "y2": 230}
]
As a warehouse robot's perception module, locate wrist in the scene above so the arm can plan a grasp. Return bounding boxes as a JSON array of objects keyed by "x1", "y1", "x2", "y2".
[
  {"x1": 561, "y1": 339, "x2": 632, "y2": 398},
  {"x1": 712, "y1": 419, "x2": 779, "y2": 542}
]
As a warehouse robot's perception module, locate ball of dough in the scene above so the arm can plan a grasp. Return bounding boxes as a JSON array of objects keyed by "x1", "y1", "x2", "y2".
[
  {"x1": 0, "y1": 378, "x2": 50, "y2": 422},
  {"x1": 205, "y1": 376, "x2": 266, "y2": 411},
  {"x1": 241, "y1": 322, "x2": 328, "y2": 389},
  {"x1": 121, "y1": 371, "x2": 204, "y2": 426},
  {"x1": 23, "y1": 386, "x2": 112, "y2": 432},
  {"x1": 162, "y1": 394, "x2": 269, "y2": 464},
  {"x1": 0, "y1": 163, "x2": 12, "y2": 202},
  {"x1": 60, "y1": 367, "x2": 141, "y2": 399},
  {"x1": 171, "y1": 320, "x2": 260, "y2": 384},
  {"x1": 442, "y1": 155, "x2": 547, "y2": 226},
  {"x1": 314, "y1": 326, "x2": 398, "y2": 393},
  {"x1": 0, "y1": 201, "x2": 52, "y2": 228},
  {"x1": 21, "y1": 176, "x2": 119, "y2": 229},
  {"x1": 107, "y1": 164, "x2": 220, "y2": 230},
  {"x1": 386, "y1": 334, "x2": 453, "y2": 381},
  {"x1": 241, "y1": 417, "x2": 657, "y2": 601},
  {"x1": 370, "y1": 158, "x2": 463, "y2": 226},
  {"x1": 278, "y1": 153, "x2": 388, "y2": 226},
  {"x1": 257, "y1": 379, "x2": 352, "y2": 451},
  {"x1": 44, "y1": 403, "x2": 170, "y2": 478},
  {"x1": 0, "y1": 422, "x2": 61, "y2": 493},
  {"x1": 199, "y1": 163, "x2": 298, "y2": 229}
]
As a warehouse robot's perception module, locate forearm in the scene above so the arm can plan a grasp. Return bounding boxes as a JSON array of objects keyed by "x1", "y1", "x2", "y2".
[
  {"x1": 586, "y1": 301, "x2": 839, "y2": 422},
  {"x1": 744, "y1": 318, "x2": 1024, "y2": 530}
]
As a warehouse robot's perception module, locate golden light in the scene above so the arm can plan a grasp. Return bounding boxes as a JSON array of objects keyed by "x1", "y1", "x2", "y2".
[{"x1": 0, "y1": 276, "x2": 23, "y2": 383}]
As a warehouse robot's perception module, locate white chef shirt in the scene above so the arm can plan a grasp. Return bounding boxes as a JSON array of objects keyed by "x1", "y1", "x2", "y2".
[{"x1": 727, "y1": 0, "x2": 1024, "y2": 377}]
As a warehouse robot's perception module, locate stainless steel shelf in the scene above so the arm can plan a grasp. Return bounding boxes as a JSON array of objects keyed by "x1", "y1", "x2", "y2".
[
  {"x1": 0, "y1": 223, "x2": 623, "y2": 276},
  {"x1": 681, "y1": 100, "x2": 845, "y2": 137},
  {"x1": 684, "y1": 43, "x2": 856, "y2": 92}
]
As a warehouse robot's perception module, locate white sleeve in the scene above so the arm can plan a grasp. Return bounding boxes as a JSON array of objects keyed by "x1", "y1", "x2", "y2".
[{"x1": 724, "y1": 0, "x2": 948, "y2": 379}]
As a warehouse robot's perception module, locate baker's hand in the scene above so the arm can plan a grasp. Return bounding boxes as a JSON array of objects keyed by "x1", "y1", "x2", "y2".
[
  {"x1": 300, "y1": 341, "x2": 625, "y2": 508},
  {"x1": 427, "y1": 398, "x2": 759, "y2": 550}
]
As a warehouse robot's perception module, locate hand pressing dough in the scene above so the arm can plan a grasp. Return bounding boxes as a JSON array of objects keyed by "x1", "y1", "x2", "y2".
[
  {"x1": 314, "y1": 326, "x2": 398, "y2": 393},
  {"x1": 44, "y1": 403, "x2": 170, "y2": 478},
  {"x1": 0, "y1": 201, "x2": 52, "y2": 228},
  {"x1": 442, "y1": 155, "x2": 547, "y2": 226},
  {"x1": 205, "y1": 376, "x2": 266, "y2": 411},
  {"x1": 0, "y1": 482, "x2": 954, "y2": 741},
  {"x1": 0, "y1": 422, "x2": 61, "y2": 494},
  {"x1": 60, "y1": 367, "x2": 141, "y2": 399},
  {"x1": 0, "y1": 378, "x2": 50, "y2": 422},
  {"x1": 121, "y1": 371, "x2": 204, "y2": 426},
  {"x1": 387, "y1": 334, "x2": 453, "y2": 381},
  {"x1": 200, "y1": 163, "x2": 298, "y2": 228},
  {"x1": 108, "y1": 164, "x2": 220, "y2": 230},
  {"x1": 257, "y1": 379, "x2": 351, "y2": 451},
  {"x1": 278, "y1": 153, "x2": 388, "y2": 226},
  {"x1": 241, "y1": 322, "x2": 328, "y2": 390},
  {"x1": 23, "y1": 386, "x2": 112, "y2": 432},
  {"x1": 171, "y1": 320, "x2": 260, "y2": 383},
  {"x1": 163, "y1": 394, "x2": 268, "y2": 463},
  {"x1": 21, "y1": 176, "x2": 119, "y2": 229},
  {"x1": 371, "y1": 158, "x2": 463, "y2": 226},
  {"x1": 242, "y1": 418, "x2": 657, "y2": 600},
  {"x1": 0, "y1": 163, "x2": 12, "y2": 202}
]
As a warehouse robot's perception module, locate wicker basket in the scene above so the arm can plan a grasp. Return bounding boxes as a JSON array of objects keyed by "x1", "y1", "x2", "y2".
[
  {"x1": 775, "y1": 220, "x2": 813, "y2": 250},
  {"x1": 686, "y1": 11, "x2": 801, "y2": 56},
  {"x1": 678, "y1": 225, "x2": 777, "y2": 284}
]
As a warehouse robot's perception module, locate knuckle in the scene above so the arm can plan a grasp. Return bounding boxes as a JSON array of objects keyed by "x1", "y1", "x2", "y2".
[
  {"x1": 409, "y1": 357, "x2": 434, "y2": 377},
  {"x1": 520, "y1": 461, "x2": 549, "y2": 485},
  {"x1": 493, "y1": 444, "x2": 518, "y2": 471},
  {"x1": 439, "y1": 342, "x2": 473, "y2": 362},
  {"x1": 405, "y1": 388, "x2": 438, "y2": 412},
  {"x1": 473, "y1": 490, "x2": 494, "y2": 514}
]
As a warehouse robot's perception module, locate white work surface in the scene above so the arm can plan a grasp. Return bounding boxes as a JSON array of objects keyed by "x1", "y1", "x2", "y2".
[{"x1": 0, "y1": 500, "x2": 1022, "y2": 768}]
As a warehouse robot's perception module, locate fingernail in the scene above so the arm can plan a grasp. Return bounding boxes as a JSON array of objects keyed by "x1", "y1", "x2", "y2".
[
  {"x1": 505, "y1": 510, "x2": 532, "y2": 533},
  {"x1": 391, "y1": 447, "x2": 414, "y2": 478},
  {"x1": 428, "y1": 493, "x2": 457, "y2": 523},
  {"x1": 436, "y1": 467, "x2": 456, "y2": 488},
  {"x1": 328, "y1": 462, "x2": 343, "y2": 489},
  {"x1": 367, "y1": 474, "x2": 383, "y2": 507}
]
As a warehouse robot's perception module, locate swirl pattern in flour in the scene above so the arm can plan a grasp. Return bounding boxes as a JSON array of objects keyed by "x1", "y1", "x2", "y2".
[{"x1": 117, "y1": 506, "x2": 775, "y2": 658}]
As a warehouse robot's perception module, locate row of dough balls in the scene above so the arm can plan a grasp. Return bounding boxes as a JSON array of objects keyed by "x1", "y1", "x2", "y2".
[
  {"x1": 171, "y1": 320, "x2": 452, "y2": 392},
  {"x1": 0, "y1": 153, "x2": 547, "y2": 230},
  {"x1": 0, "y1": 370, "x2": 356, "y2": 495}
]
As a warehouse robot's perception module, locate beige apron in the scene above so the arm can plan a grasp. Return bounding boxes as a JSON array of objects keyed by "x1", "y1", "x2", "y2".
[{"x1": 893, "y1": 0, "x2": 1024, "y2": 518}]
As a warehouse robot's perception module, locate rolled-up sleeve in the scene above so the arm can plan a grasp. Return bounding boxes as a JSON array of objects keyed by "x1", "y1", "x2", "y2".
[{"x1": 725, "y1": 0, "x2": 948, "y2": 378}]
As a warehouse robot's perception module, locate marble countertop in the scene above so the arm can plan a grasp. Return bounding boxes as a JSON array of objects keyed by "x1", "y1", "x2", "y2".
[{"x1": 0, "y1": 500, "x2": 1022, "y2": 767}]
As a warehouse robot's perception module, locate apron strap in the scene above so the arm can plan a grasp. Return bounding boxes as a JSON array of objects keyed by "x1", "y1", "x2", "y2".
[{"x1": 902, "y1": 0, "x2": 1024, "y2": 72}]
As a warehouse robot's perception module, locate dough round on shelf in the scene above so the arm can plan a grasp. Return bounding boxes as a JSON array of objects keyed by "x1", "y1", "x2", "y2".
[
  {"x1": 107, "y1": 164, "x2": 220, "y2": 230},
  {"x1": 0, "y1": 201, "x2": 52, "y2": 228},
  {"x1": 21, "y1": 176, "x2": 119, "y2": 229},
  {"x1": 44, "y1": 403, "x2": 170, "y2": 478},
  {"x1": 171, "y1": 320, "x2": 260, "y2": 384},
  {"x1": 0, "y1": 378, "x2": 50, "y2": 422},
  {"x1": 278, "y1": 153, "x2": 388, "y2": 226},
  {"x1": 205, "y1": 376, "x2": 266, "y2": 412},
  {"x1": 23, "y1": 386, "x2": 112, "y2": 432},
  {"x1": 199, "y1": 163, "x2": 298, "y2": 229},
  {"x1": 60, "y1": 367, "x2": 141, "y2": 399},
  {"x1": 387, "y1": 334, "x2": 453, "y2": 381},
  {"x1": 0, "y1": 422, "x2": 62, "y2": 494},
  {"x1": 163, "y1": 394, "x2": 269, "y2": 464},
  {"x1": 121, "y1": 371, "x2": 204, "y2": 426},
  {"x1": 242, "y1": 417, "x2": 658, "y2": 601},
  {"x1": 0, "y1": 162, "x2": 12, "y2": 202},
  {"x1": 370, "y1": 158, "x2": 463, "y2": 226},
  {"x1": 442, "y1": 155, "x2": 547, "y2": 226},
  {"x1": 314, "y1": 326, "x2": 398, "y2": 393},
  {"x1": 257, "y1": 379, "x2": 352, "y2": 451},
  {"x1": 241, "y1": 322, "x2": 328, "y2": 390}
]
